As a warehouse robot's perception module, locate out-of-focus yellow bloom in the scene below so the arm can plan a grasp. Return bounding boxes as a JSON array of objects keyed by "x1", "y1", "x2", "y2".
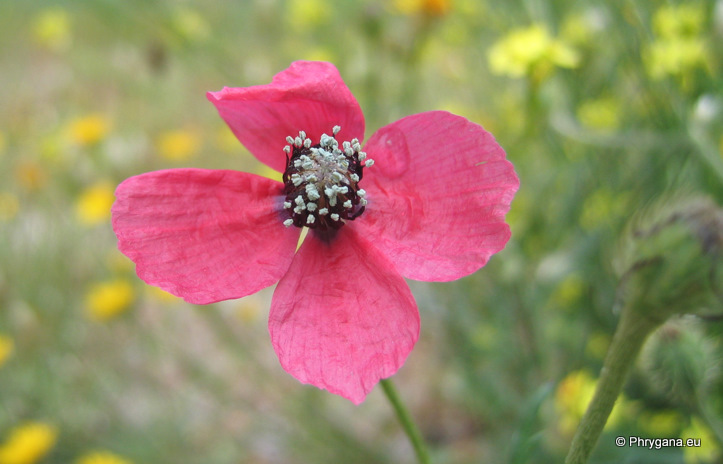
[
  {"x1": 75, "y1": 450, "x2": 133, "y2": 464},
  {"x1": 85, "y1": 279, "x2": 134, "y2": 321},
  {"x1": 681, "y1": 417, "x2": 720, "y2": 464},
  {"x1": 32, "y1": 9, "x2": 71, "y2": 52},
  {"x1": 637, "y1": 410, "x2": 683, "y2": 437},
  {"x1": 301, "y1": 48, "x2": 335, "y2": 63},
  {"x1": 488, "y1": 25, "x2": 580, "y2": 79},
  {"x1": 171, "y1": 7, "x2": 210, "y2": 43},
  {"x1": 0, "y1": 335, "x2": 13, "y2": 367},
  {"x1": 156, "y1": 129, "x2": 201, "y2": 161},
  {"x1": 0, "y1": 193, "x2": 20, "y2": 222},
  {"x1": 75, "y1": 182, "x2": 115, "y2": 226},
  {"x1": 14, "y1": 161, "x2": 47, "y2": 192},
  {"x1": 555, "y1": 370, "x2": 628, "y2": 436},
  {"x1": 653, "y1": 4, "x2": 705, "y2": 40},
  {"x1": 0, "y1": 422, "x2": 58, "y2": 464},
  {"x1": 395, "y1": 0, "x2": 451, "y2": 16},
  {"x1": 286, "y1": 0, "x2": 331, "y2": 29},
  {"x1": 577, "y1": 97, "x2": 621, "y2": 131},
  {"x1": 68, "y1": 114, "x2": 110, "y2": 147},
  {"x1": 645, "y1": 38, "x2": 709, "y2": 79}
]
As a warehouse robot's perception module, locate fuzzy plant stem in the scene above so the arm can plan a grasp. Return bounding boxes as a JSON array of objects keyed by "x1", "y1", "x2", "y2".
[
  {"x1": 380, "y1": 378, "x2": 431, "y2": 464},
  {"x1": 564, "y1": 307, "x2": 662, "y2": 464}
]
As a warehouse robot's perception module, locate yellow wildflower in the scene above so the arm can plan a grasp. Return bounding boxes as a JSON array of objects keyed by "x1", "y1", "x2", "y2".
[
  {"x1": 488, "y1": 24, "x2": 580, "y2": 79},
  {"x1": 156, "y1": 129, "x2": 201, "y2": 161},
  {"x1": 645, "y1": 38, "x2": 709, "y2": 79},
  {"x1": 681, "y1": 417, "x2": 720, "y2": 464},
  {"x1": 0, "y1": 422, "x2": 58, "y2": 464},
  {"x1": 653, "y1": 4, "x2": 706, "y2": 40},
  {"x1": 0, "y1": 193, "x2": 20, "y2": 222},
  {"x1": 75, "y1": 450, "x2": 133, "y2": 464},
  {"x1": 32, "y1": 9, "x2": 71, "y2": 52},
  {"x1": 85, "y1": 279, "x2": 135, "y2": 321},
  {"x1": 68, "y1": 114, "x2": 110, "y2": 147},
  {"x1": 637, "y1": 410, "x2": 683, "y2": 437},
  {"x1": 577, "y1": 97, "x2": 621, "y2": 131},
  {"x1": 555, "y1": 370, "x2": 628, "y2": 436},
  {"x1": 0, "y1": 335, "x2": 13, "y2": 367},
  {"x1": 286, "y1": 0, "x2": 331, "y2": 29},
  {"x1": 75, "y1": 182, "x2": 115, "y2": 226}
]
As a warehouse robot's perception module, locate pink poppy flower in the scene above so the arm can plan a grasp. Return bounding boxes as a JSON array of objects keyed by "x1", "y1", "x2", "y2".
[{"x1": 112, "y1": 61, "x2": 519, "y2": 404}]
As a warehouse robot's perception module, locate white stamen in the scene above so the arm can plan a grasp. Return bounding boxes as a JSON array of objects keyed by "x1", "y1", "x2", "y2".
[
  {"x1": 357, "y1": 189, "x2": 366, "y2": 197},
  {"x1": 318, "y1": 208, "x2": 329, "y2": 215},
  {"x1": 283, "y1": 201, "x2": 292, "y2": 209},
  {"x1": 331, "y1": 213, "x2": 340, "y2": 221},
  {"x1": 283, "y1": 146, "x2": 291, "y2": 154},
  {"x1": 294, "y1": 137, "x2": 302, "y2": 147},
  {"x1": 350, "y1": 174, "x2": 359, "y2": 182},
  {"x1": 283, "y1": 219, "x2": 294, "y2": 227},
  {"x1": 306, "y1": 215, "x2": 316, "y2": 224},
  {"x1": 333, "y1": 125, "x2": 341, "y2": 135},
  {"x1": 306, "y1": 202, "x2": 317, "y2": 212},
  {"x1": 365, "y1": 159, "x2": 374, "y2": 167},
  {"x1": 304, "y1": 138, "x2": 312, "y2": 148},
  {"x1": 343, "y1": 200, "x2": 352, "y2": 209}
]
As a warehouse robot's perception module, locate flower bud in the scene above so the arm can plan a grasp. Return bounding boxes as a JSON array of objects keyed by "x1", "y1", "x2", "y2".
[
  {"x1": 614, "y1": 196, "x2": 723, "y2": 322},
  {"x1": 640, "y1": 318, "x2": 717, "y2": 408}
]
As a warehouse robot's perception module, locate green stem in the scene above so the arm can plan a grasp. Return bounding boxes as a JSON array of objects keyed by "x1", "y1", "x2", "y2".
[
  {"x1": 380, "y1": 378, "x2": 431, "y2": 464},
  {"x1": 564, "y1": 308, "x2": 662, "y2": 464}
]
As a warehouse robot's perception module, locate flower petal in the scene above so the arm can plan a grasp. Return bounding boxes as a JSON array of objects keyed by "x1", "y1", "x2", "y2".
[
  {"x1": 358, "y1": 111, "x2": 519, "y2": 281},
  {"x1": 112, "y1": 169, "x2": 300, "y2": 304},
  {"x1": 269, "y1": 227, "x2": 419, "y2": 404},
  {"x1": 207, "y1": 61, "x2": 365, "y2": 173}
]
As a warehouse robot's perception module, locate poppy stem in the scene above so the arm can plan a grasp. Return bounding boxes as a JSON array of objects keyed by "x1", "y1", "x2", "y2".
[
  {"x1": 563, "y1": 305, "x2": 661, "y2": 464},
  {"x1": 380, "y1": 378, "x2": 431, "y2": 464}
]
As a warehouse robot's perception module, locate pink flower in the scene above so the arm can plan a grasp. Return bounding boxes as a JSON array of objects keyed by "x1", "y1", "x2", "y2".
[{"x1": 112, "y1": 61, "x2": 519, "y2": 404}]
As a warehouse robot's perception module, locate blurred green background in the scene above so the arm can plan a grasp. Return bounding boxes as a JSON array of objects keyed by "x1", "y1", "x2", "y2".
[{"x1": 1, "y1": 0, "x2": 722, "y2": 463}]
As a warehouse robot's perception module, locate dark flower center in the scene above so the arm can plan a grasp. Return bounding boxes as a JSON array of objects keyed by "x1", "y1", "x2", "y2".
[{"x1": 282, "y1": 126, "x2": 373, "y2": 231}]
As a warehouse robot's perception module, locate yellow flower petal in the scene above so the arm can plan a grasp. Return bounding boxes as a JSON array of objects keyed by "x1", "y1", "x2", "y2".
[
  {"x1": 0, "y1": 335, "x2": 14, "y2": 367},
  {"x1": 75, "y1": 182, "x2": 115, "y2": 226},
  {"x1": 156, "y1": 129, "x2": 201, "y2": 161},
  {"x1": 0, "y1": 422, "x2": 58, "y2": 464},
  {"x1": 653, "y1": 4, "x2": 705, "y2": 40},
  {"x1": 75, "y1": 450, "x2": 134, "y2": 464},
  {"x1": 68, "y1": 114, "x2": 110, "y2": 147},
  {"x1": 85, "y1": 279, "x2": 135, "y2": 321},
  {"x1": 32, "y1": 9, "x2": 71, "y2": 52}
]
